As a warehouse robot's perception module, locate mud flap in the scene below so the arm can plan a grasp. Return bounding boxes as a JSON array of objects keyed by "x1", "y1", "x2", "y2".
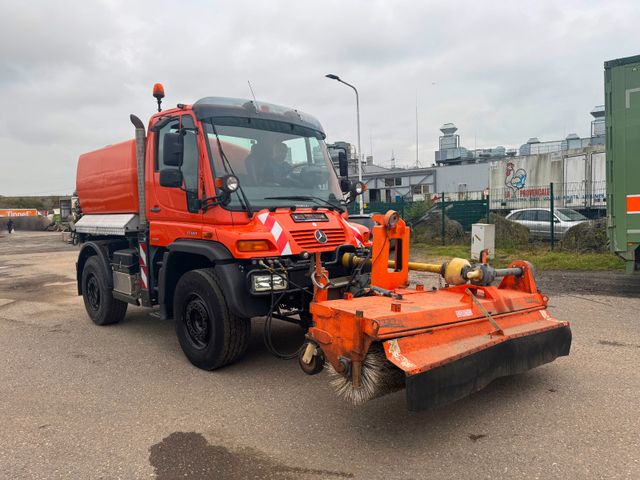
[{"x1": 404, "y1": 325, "x2": 572, "y2": 411}]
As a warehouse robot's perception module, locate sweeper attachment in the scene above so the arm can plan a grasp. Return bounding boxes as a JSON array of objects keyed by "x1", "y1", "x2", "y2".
[{"x1": 299, "y1": 211, "x2": 571, "y2": 411}]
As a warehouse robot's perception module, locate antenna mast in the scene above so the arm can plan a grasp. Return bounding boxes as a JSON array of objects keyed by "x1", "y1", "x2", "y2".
[
  {"x1": 247, "y1": 80, "x2": 258, "y2": 106},
  {"x1": 415, "y1": 94, "x2": 420, "y2": 168}
]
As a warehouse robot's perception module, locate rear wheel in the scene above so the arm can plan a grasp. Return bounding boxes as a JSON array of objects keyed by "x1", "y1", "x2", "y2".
[
  {"x1": 81, "y1": 256, "x2": 127, "y2": 325},
  {"x1": 174, "y1": 268, "x2": 251, "y2": 370}
]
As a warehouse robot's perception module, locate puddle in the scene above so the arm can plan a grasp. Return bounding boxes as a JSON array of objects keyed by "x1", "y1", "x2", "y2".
[{"x1": 149, "y1": 432, "x2": 353, "y2": 480}]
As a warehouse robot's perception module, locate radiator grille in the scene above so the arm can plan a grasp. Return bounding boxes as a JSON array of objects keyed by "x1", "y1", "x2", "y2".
[{"x1": 290, "y1": 228, "x2": 346, "y2": 250}]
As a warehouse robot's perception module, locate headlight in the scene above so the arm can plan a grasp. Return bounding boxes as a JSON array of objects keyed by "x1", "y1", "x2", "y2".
[
  {"x1": 251, "y1": 272, "x2": 288, "y2": 293},
  {"x1": 221, "y1": 174, "x2": 239, "y2": 193},
  {"x1": 351, "y1": 181, "x2": 365, "y2": 195}
]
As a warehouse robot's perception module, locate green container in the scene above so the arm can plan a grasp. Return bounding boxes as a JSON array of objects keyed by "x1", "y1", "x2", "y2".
[{"x1": 605, "y1": 54, "x2": 640, "y2": 273}]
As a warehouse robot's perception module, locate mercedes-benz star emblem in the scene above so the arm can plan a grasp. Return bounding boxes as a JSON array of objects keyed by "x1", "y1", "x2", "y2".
[{"x1": 314, "y1": 230, "x2": 328, "y2": 244}]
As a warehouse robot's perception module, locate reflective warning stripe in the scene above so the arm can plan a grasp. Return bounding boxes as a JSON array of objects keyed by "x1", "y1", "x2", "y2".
[
  {"x1": 343, "y1": 219, "x2": 365, "y2": 247},
  {"x1": 139, "y1": 242, "x2": 148, "y2": 289},
  {"x1": 627, "y1": 195, "x2": 640, "y2": 214},
  {"x1": 257, "y1": 211, "x2": 292, "y2": 255}
]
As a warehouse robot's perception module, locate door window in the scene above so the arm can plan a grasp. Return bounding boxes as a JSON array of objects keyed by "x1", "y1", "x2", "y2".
[
  {"x1": 156, "y1": 115, "x2": 200, "y2": 212},
  {"x1": 536, "y1": 210, "x2": 551, "y2": 222},
  {"x1": 519, "y1": 210, "x2": 535, "y2": 221}
]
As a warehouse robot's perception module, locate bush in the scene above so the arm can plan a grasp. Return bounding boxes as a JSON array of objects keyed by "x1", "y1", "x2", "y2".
[
  {"x1": 404, "y1": 199, "x2": 433, "y2": 225},
  {"x1": 412, "y1": 211, "x2": 466, "y2": 244},
  {"x1": 478, "y1": 213, "x2": 530, "y2": 248},
  {"x1": 561, "y1": 218, "x2": 608, "y2": 252}
]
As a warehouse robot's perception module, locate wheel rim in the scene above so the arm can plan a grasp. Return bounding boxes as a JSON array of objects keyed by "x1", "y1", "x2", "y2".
[
  {"x1": 184, "y1": 294, "x2": 211, "y2": 350},
  {"x1": 86, "y1": 274, "x2": 101, "y2": 311}
]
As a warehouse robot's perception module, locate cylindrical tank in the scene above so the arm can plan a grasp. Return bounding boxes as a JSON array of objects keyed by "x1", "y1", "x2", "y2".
[{"x1": 76, "y1": 139, "x2": 139, "y2": 214}]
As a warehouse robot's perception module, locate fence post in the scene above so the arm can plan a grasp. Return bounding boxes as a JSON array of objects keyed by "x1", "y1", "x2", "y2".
[
  {"x1": 550, "y1": 182, "x2": 555, "y2": 250},
  {"x1": 441, "y1": 192, "x2": 446, "y2": 246},
  {"x1": 485, "y1": 191, "x2": 490, "y2": 223}
]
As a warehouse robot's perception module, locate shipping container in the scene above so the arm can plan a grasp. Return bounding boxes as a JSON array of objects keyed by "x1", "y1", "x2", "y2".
[{"x1": 605, "y1": 54, "x2": 640, "y2": 273}]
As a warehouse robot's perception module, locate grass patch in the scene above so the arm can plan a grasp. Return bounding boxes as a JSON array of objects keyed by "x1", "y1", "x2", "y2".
[{"x1": 411, "y1": 243, "x2": 625, "y2": 271}]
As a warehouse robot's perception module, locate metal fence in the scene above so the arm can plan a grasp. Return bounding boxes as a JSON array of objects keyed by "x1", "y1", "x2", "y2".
[{"x1": 349, "y1": 181, "x2": 606, "y2": 248}]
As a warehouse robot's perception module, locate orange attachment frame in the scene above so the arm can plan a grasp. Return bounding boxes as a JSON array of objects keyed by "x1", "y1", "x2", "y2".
[
  {"x1": 307, "y1": 210, "x2": 571, "y2": 410},
  {"x1": 370, "y1": 211, "x2": 410, "y2": 290}
]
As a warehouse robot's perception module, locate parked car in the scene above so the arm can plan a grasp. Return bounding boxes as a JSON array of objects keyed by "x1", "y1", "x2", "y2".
[
  {"x1": 347, "y1": 214, "x2": 375, "y2": 233},
  {"x1": 505, "y1": 208, "x2": 589, "y2": 240}
]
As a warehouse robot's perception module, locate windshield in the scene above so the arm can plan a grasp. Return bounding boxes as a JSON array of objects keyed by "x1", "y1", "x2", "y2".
[
  {"x1": 556, "y1": 208, "x2": 587, "y2": 221},
  {"x1": 203, "y1": 117, "x2": 343, "y2": 210}
]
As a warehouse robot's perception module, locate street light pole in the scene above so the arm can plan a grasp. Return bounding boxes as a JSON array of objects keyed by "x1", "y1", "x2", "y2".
[{"x1": 325, "y1": 74, "x2": 364, "y2": 214}]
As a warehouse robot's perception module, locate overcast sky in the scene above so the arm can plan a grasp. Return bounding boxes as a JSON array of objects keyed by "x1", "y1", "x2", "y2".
[{"x1": 0, "y1": 0, "x2": 637, "y2": 196}]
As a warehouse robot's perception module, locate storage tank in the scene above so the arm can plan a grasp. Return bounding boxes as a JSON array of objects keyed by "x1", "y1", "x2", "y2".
[{"x1": 76, "y1": 139, "x2": 139, "y2": 214}]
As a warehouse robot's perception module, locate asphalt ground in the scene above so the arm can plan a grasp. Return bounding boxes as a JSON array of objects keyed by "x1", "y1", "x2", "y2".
[{"x1": 0, "y1": 232, "x2": 638, "y2": 479}]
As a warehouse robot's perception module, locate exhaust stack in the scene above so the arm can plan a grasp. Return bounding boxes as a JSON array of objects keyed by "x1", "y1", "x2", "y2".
[{"x1": 129, "y1": 114, "x2": 146, "y2": 227}]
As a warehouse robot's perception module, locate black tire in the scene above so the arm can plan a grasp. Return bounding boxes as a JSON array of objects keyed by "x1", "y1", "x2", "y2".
[
  {"x1": 173, "y1": 268, "x2": 251, "y2": 370},
  {"x1": 81, "y1": 256, "x2": 127, "y2": 326}
]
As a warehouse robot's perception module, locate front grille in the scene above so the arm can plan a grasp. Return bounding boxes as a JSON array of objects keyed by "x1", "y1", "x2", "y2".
[{"x1": 290, "y1": 228, "x2": 346, "y2": 250}]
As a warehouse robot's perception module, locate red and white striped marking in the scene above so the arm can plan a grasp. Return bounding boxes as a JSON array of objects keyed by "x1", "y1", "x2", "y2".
[
  {"x1": 343, "y1": 219, "x2": 365, "y2": 247},
  {"x1": 139, "y1": 242, "x2": 148, "y2": 289},
  {"x1": 257, "y1": 211, "x2": 292, "y2": 255}
]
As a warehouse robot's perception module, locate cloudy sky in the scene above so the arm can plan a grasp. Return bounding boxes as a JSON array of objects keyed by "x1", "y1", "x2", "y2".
[{"x1": 1, "y1": 0, "x2": 637, "y2": 196}]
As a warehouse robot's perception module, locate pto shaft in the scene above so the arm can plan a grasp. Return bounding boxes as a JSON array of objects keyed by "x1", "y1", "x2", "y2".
[{"x1": 341, "y1": 253, "x2": 522, "y2": 286}]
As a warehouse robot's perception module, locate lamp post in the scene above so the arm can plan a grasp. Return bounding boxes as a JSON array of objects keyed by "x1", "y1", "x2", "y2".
[{"x1": 325, "y1": 73, "x2": 363, "y2": 214}]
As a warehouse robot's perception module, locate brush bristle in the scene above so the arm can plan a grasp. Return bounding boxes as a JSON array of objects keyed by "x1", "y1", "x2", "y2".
[{"x1": 326, "y1": 344, "x2": 405, "y2": 405}]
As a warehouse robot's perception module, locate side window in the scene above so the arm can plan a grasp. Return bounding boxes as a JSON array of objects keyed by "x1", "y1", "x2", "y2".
[
  {"x1": 157, "y1": 116, "x2": 199, "y2": 193},
  {"x1": 510, "y1": 212, "x2": 521, "y2": 221},
  {"x1": 157, "y1": 119, "x2": 180, "y2": 171},
  {"x1": 536, "y1": 210, "x2": 551, "y2": 222},
  {"x1": 156, "y1": 115, "x2": 200, "y2": 213}
]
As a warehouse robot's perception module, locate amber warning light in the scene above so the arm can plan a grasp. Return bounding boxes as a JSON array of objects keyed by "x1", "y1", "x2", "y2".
[{"x1": 153, "y1": 83, "x2": 165, "y2": 112}]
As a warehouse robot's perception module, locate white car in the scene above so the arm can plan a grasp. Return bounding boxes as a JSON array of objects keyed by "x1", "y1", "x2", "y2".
[{"x1": 505, "y1": 208, "x2": 589, "y2": 240}]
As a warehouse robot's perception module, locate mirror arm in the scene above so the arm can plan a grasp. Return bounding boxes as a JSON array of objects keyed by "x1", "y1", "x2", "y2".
[{"x1": 200, "y1": 192, "x2": 230, "y2": 212}]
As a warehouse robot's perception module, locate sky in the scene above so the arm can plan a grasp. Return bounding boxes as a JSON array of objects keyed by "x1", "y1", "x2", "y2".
[{"x1": 0, "y1": 0, "x2": 638, "y2": 196}]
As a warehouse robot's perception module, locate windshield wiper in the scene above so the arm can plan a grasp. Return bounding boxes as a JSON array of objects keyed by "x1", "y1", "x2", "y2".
[
  {"x1": 264, "y1": 195, "x2": 344, "y2": 213},
  {"x1": 209, "y1": 121, "x2": 254, "y2": 218}
]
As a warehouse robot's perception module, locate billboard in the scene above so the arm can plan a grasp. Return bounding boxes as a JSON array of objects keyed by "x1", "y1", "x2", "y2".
[
  {"x1": 0, "y1": 209, "x2": 39, "y2": 217},
  {"x1": 489, "y1": 148, "x2": 606, "y2": 210}
]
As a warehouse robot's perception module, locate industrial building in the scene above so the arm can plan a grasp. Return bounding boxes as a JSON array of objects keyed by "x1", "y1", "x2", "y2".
[{"x1": 329, "y1": 105, "x2": 607, "y2": 206}]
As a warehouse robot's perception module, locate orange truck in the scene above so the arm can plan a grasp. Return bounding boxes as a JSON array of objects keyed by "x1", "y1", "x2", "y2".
[{"x1": 74, "y1": 85, "x2": 570, "y2": 410}]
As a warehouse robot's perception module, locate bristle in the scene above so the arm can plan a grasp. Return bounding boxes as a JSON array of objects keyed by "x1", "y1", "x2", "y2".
[{"x1": 326, "y1": 344, "x2": 405, "y2": 405}]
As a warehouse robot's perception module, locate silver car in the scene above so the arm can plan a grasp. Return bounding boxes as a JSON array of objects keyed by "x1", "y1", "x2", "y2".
[{"x1": 505, "y1": 208, "x2": 589, "y2": 240}]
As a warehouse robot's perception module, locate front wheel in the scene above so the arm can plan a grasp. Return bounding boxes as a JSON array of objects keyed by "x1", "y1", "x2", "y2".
[
  {"x1": 174, "y1": 268, "x2": 251, "y2": 370},
  {"x1": 81, "y1": 256, "x2": 127, "y2": 325}
]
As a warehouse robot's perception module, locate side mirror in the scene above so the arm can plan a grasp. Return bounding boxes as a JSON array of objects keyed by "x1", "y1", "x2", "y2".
[
  {"x1": 159, "y1": 168, "x2": 183, "y2": 188},
  {"x1": 340, "y1": 179, "x2": 351, "y2": 193},
  {"x1": 338, "y1": 151, "x2": 348, "y2": 178},
  {"x1": 163, "y1": 132, "x2": 184, "y2": 167}
]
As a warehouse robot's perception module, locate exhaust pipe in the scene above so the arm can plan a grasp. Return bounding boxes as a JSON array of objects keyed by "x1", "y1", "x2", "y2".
[{"x1": 130, "y1": 115, "x2": 147, "y2": 227}]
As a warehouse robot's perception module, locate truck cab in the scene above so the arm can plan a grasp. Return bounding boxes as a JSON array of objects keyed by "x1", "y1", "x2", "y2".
[{"x1": 74, "y1": 93, "x2": 368, "y2": 370}]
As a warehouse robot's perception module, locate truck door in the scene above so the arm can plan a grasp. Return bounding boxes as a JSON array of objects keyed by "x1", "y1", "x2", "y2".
[{"x1": 148, "y1": 114, "x2": 203, "y2": 246}]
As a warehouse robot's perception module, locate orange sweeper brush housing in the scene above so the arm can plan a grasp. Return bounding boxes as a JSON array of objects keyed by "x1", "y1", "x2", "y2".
[{"x1": 300, "y1": 211, "x2": 571, "y2": 411}]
